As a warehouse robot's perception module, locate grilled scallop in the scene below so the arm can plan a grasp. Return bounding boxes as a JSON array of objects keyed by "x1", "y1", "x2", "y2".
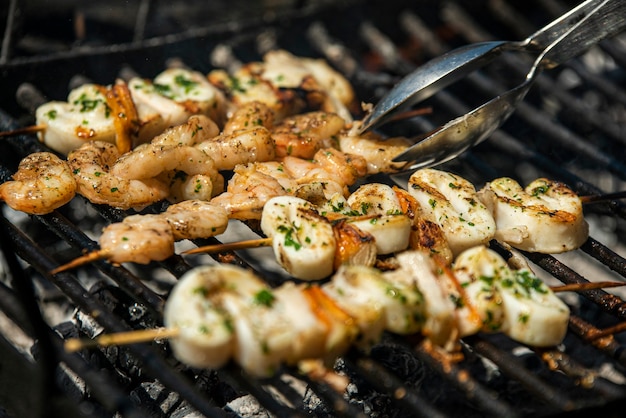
[
  {"x1": 261, "y1": 195, "x2": 337, "y2": 280},
  {"x1": 346, "y1": 183, "x2": 412, "y2": 255},
  {"x1": 478, "y1": 177, "x2": 589, "y2": 253},
  {"x1": 163, "y1": 265, "x2": 236, "y2": 370},
  {"x1": 454, "y1": 245, "x2": 570, "y2": 347},
  {"x1": 408, "y1": 168, "x2": 496, "y2": 257}
]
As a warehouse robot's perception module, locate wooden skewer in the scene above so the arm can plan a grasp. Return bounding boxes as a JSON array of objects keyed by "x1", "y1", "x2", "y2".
[
  {"x1": 50, "y1": 249, "x2": 109, "y2": 275},
  {"x1": 64, "y1": 327, "x2": 180, "y2": 352},
  {"x1": 550, "y1": 281, "x2": 626, "y2": 293},
  {"x1": 580, "y1": 190, "x2": 626, "y2": 204},
  {"x1": 0, "y1": 124, "x2": 46, "y2": 138},
  {"x1": 182, "y1": 237, "x2": 272, "y2": 255}
]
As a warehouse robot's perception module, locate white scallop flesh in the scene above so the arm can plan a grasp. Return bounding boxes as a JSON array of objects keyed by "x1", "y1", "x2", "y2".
[
  {"x1": 326, "y1": 264, "x2": 426, "y2": 341},
  {"x1": 478, "y1": 177, "x2": 589, "y2": 253},
  {"x1": 261, "y1": 195, "x2": 336, "y2": 280},
  {"x1": 346, "y1": 183, "x2": 412, "y2": 254},
  {"x1": 390, "y1": 250, "x2": 457, "y2": 346},
  {"x1": 163, "y1": 265, "x2": 235, "y2": 369},
  {"x1": 408, "y1": 168, "x2": 496, "y2": 257},
  {"x1": 452, "y1": 246, "x2": 508, "y2": 336},
  {"x1": 36, "y1": 84, "x2": 116, "y2": 155}
]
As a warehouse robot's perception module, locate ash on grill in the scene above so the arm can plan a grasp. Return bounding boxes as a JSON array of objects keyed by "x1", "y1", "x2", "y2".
[{"x1": 2, "y1": 1, "x2": 626, "y2": 417}]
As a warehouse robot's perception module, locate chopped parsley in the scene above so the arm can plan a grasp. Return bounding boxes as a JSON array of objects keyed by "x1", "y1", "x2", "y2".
[{"x1": 254, "y1": 289, "x2": 275, "y2": 307}]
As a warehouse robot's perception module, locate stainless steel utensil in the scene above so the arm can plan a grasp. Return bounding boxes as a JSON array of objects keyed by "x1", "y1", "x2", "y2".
[{"x1": 360, "y1": 0, "x2": 626, "y2": 170}]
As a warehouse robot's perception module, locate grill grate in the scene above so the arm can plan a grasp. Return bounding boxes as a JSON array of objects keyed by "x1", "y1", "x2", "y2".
[{"x1": 2, "y1": 0, "x2": 626, "y2": 417}]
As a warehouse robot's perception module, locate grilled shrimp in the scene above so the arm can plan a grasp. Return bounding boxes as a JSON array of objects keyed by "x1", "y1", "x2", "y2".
[
  {"x1": 68, "y1": 141, "x2": 168, "y2": 209},
  {"x1": 478, "y1": 177, "x2": 589, "y2": 253},
  {"x1": 0, "y1": 152, "x2": 77, "y2": 215},
  {"x1": 454, "y1": 246, "x2": 569, "y2": 347},
  {"x1": 211, "y1": 163, "x2": 286, "y2": 220},
  {"x1": 161, "y1": 200, "x2": 229, "y2": 241},
  {"x1": 222, "y1": 101, "x2": 275, "y2": 134},
  {"x1": 282, "y1": 148, "x2": 368, "y2": 198},
  {"x1": 271, "y1": 111, "x2": 345, "y2": 159},
  {"x1": 100, "y1": 214, "x2": 175, "y2": 264},
  {"x1": 150, "y1": 114, "x2": 220, "y2": 147},
  {"x1": 345, "y1": 183, "x2": 412, "y2": 254},
  {"x1": 261, "y1": 196, "x2": 337, "y2": 280},
  {"x1": 196, "y1": 127, "x2": 275, "y2": 171},
  {"x1": 110, "y1": 142, "x2": 217, "y2": 181},
  {"x1": 36, "y1": 84, "x2": 118, "y2": 155},
  {"x1": 338, "y1": 131, "x2": 411, "y2": 174},
  {"x1": 408, "y1": 168, "x2": 496, "y2": 256}
]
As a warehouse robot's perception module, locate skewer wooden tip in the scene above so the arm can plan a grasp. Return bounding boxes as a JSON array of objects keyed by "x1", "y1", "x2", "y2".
[
  {"x1": 64, "y1": 327, "x2": 180, "y2": 352},
  {"x1": 50, "y1": 250, "x2": 108, "y2": 275},
  {"x1": 580, "y1": 190, "x2": 626, "y2": 204},
  {"x1": 551, "y1": 281, "x2": 626, "y2": 293},
  {"x1": 0, "y1": 124, "x2": 47, "y2": 138},
  {"x1": 182, "y1": 237, "x2": 272, "y2": 255}
]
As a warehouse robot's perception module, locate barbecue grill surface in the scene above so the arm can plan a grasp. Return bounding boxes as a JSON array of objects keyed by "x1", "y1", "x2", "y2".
[{"x1": 1, "y1": 1, "x2": 626, "y2": 417}]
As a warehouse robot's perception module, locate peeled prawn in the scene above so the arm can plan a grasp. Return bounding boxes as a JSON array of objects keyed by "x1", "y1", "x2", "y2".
[
  {"x1": 68, "y1": 141, "x2": 168, "y2": 210},
  {"x1": 99, "y1": 214, "x2": 175, "y2": 265},
  {"x1": 338, "y1": 131, "x2": 411, "y2": 174},
  {"x1": 271, "y1": 111, "x2": 345, "y2": 159},
  {"x1": 211, "y1": 163, "x2": 287, "y2": 220},
  {"x1": 0, "y1": 152, "x2": 77, "y2": 215},
  {"x1": 161, "y1": 200, "x2": 229, "y2": 241},
  {"x1": 196, "y1": 126, "x2": 275, "y2": 171},
  {"x1": 477, "y1": 177, "x2": 589, "y2": 253}
]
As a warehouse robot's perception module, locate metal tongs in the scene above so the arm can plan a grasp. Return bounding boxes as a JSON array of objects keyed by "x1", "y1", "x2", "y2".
[{"x1": 360, "y1": 0, "x2": 626, "y2": 170}]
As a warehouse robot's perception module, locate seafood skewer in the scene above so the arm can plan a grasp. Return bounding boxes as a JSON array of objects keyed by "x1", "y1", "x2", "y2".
[{"x1": 65, "y1": 246, "x2": 575, "y2": 378}]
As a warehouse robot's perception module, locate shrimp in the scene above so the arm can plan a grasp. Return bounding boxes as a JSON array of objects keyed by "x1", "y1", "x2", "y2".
[
  {"x1": 222, "y1": 101, "x2": 274, "y2": 134},
  {"x1": 338, "y1": 130, "x2": 411, "y2": 174},
  {"x1": 211, "y1": 163, "x2": 286, "y2": 220},
  {"x1": 99, "y1": 214, "x2": 175, "y2": 264},
  {"x1": 150, "y1": 114, "x2": 220, "y2": 147},
  {"x1": 282, "y1": 148, "x2": 368, "y2": 198},
  {"x1": 110, "y1": 143, "x2": 217, "y2": 181},
  {"x1": 261, "y1": 196, "x2": 337, "y2": 280},
  {"x1": 196, "y1": 126, "x2": 275, "y2": 171},
  {"x1": 477, "y1": 177, "x2": 589, "y2": 253},
  {"x1": 408, "y1": 168, "x2": 496, "y2": 257},
  {"x1": 161, "y1": 200, "x2": 229, "y2": 241},
  {"x1": 271, "y1": 111, "x2": 345, "y2": 159},
  {"x1": 0, "y1": 152, "x2": 77, "y2": 215},
  {"x1": 68, "y1": 141, "x2": 168, "y2": 209}
]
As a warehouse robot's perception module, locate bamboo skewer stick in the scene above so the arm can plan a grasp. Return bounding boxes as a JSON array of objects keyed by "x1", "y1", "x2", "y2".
[{"x1": 0, "y1": 124, "x2": 46, "y2": 138}]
